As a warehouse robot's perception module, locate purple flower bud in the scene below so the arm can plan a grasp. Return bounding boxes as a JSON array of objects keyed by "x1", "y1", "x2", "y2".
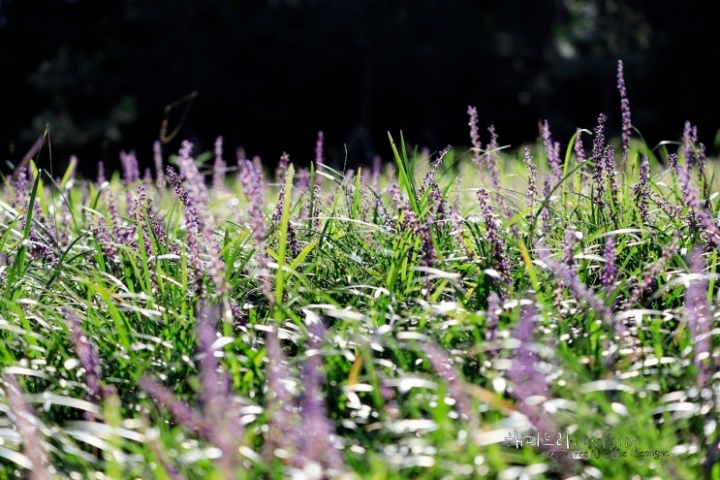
[
  {"x1": 97, "y1": 161, "x2": 106, "y2": 185},
  {"x1": 315, "y1": 131, "x2": 325, "y2": 189},
  {"x1": 143, "y1": 167, "x2": 153, "y2": 188},
  {"x1": 276, "y1": 152, "x2": 290, "y2": 184},
  {"x1": 467, "y1": 105, "x2": 482, "y2": 166},
  {"x1": 236, "y1": 146, "x2": 246, "y2": 163},
  {"x1": 120, "y1": 150, "x2": 140, "y2": 184},
  {"x1": 617, "y1": 60, "x2": 632, "y2": 163},
  {"x1": 574, "y1": 129, "x2": 586, "y2": 163},
  {"x1": 315, "y1": 130, "x2": 325, "y2": 166}
]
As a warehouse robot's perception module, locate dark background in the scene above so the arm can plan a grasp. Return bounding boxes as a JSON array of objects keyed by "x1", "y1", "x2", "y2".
[{"x1": 1, "y1": 0, "x2": 718, "y2": 175}]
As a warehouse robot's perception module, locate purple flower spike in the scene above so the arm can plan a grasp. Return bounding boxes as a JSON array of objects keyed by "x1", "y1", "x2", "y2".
[
  {"x1": 213, "y1": 136, "x2": 227, "y2": 191},
  {"x1": 604, "y1": 145, "x2": 618, "y2": 207},
  {"x1": 542, "y1": 120, "x2": 561, "y2": 183},
  {"x1": 686, "y1": 247, "x2": 712, "y2": 388},
  {"x1": 153, "y1": 141, "x2": 165, "y2": 189},
  {"x1": 537, "y1": 244, "x2": 622, "y2": 337},
  {"x1": 64, "y1": 308, "x2": 104, "y2": 412},
  {"x1": 574, "y1": 129, "x2": 590, "y2": 185},
  {"x1": 563, "y1": 230, "x2": 576, "y2": 274},
  {"x1": 3, "y1": 374, "x2": 51, "y2": 480},
  {"x1": 97, "y1": 161, "x2": 106, "y2": 185},
  {"x1": 601, "y1": 237, "x2": 617, "y2": 294},
  {"x1": 238, "y1": 159, "x2": 273, "y2": 304},
  {"x1": 297, "y1": 322, "x2": 345, "y2": 474},
  {"x1": 486, "y1": 292, "x2": 501, "y2": 345},
  {"x1": 591, "y1": 114, "x2": 608, "y2": 208},
  {"x1": 167, "y1": 167, "x2": 203, "y2": 284},
  {"x1": 196, "y1": 303, "x2": 241, "y2": 478},
  {"x1": 505, "y1": 303, "x2": 564, "y2": 450},
  {"x1": 683, "y1": 121, "x2": 696, "y2": 168},
  {"x1": 315, "y1": 131, "x2": 325, "y2": 189},
  {"x1": 524, "y1": 148, "x2": 537, "y2": 211},
  {"x1": 264, "y1": 329, "x2": 299, "y2": 461},
  {"x1": 574, "y1": 128, "x2": 586, "y2": 163},
  {"x1": 617, "y1": 60, "x2": 632, "y2": 163},
  {"x1": 467, "y1": 105, "x2": 482, "y2": 166},
  {"x1": 676, "y1": 154, "x2": 720, "y2": 245},
  {"x1": 276, "y1": 152, "x2": 290, "y2": 184},
  {"x1": 477, "y1": 188, "x2": 511, "y2": 284},
  {"x1": 12, "y1": 167, "x2": 29, "y2": 210},
  {"x1": 422, "y1": 342, "x2": 476, "y2": 425},
  {"x1": 486, "y1": 125, "x2": 502, "y2": 191},
  {"x1": 120, "y1": 150, "x2": 140, "y2": 216},
  {"x1": 196, "y1": 304, "x2": 228, "y2": 420},
  {"x1": 634, "y1": 156, "x2": 651, "y2": 224},
  {"x1": 507, "y1": 302, "x2": 548, "y2": 401},
  {"x1": 622, "y1": 232, "x2": 681, "y2": 309},
  {"x1": 140, "y1": 377, "x2": 210, "y2": 440},
  {"x1": 315, "y1": 130, "x2": 325, "y2": 166}
]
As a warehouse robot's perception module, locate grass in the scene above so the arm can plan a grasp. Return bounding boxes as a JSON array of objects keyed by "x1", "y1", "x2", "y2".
[{"x1": 1, "y1": 71, "x2": 719, "y2": 479}]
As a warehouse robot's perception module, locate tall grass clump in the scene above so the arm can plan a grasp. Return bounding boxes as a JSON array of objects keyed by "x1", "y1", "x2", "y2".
[{"x1": 1, "y1": 60, "x2": 720, "y2": 479}]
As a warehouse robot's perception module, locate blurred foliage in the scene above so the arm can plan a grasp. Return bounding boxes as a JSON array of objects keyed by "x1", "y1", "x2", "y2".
[{"x1": 0, "y1": 0, "x2": 718, "y2": 173}]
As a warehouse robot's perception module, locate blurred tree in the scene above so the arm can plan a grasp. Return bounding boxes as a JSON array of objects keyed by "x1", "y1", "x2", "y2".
[{"x1": 0, "y1": 0, "x2": 717, "y2": 175}]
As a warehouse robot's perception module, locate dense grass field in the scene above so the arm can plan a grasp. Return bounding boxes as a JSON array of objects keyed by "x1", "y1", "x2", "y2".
[{"x1": 1, "y1": 62, "x2": 719, "y2": 479}]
